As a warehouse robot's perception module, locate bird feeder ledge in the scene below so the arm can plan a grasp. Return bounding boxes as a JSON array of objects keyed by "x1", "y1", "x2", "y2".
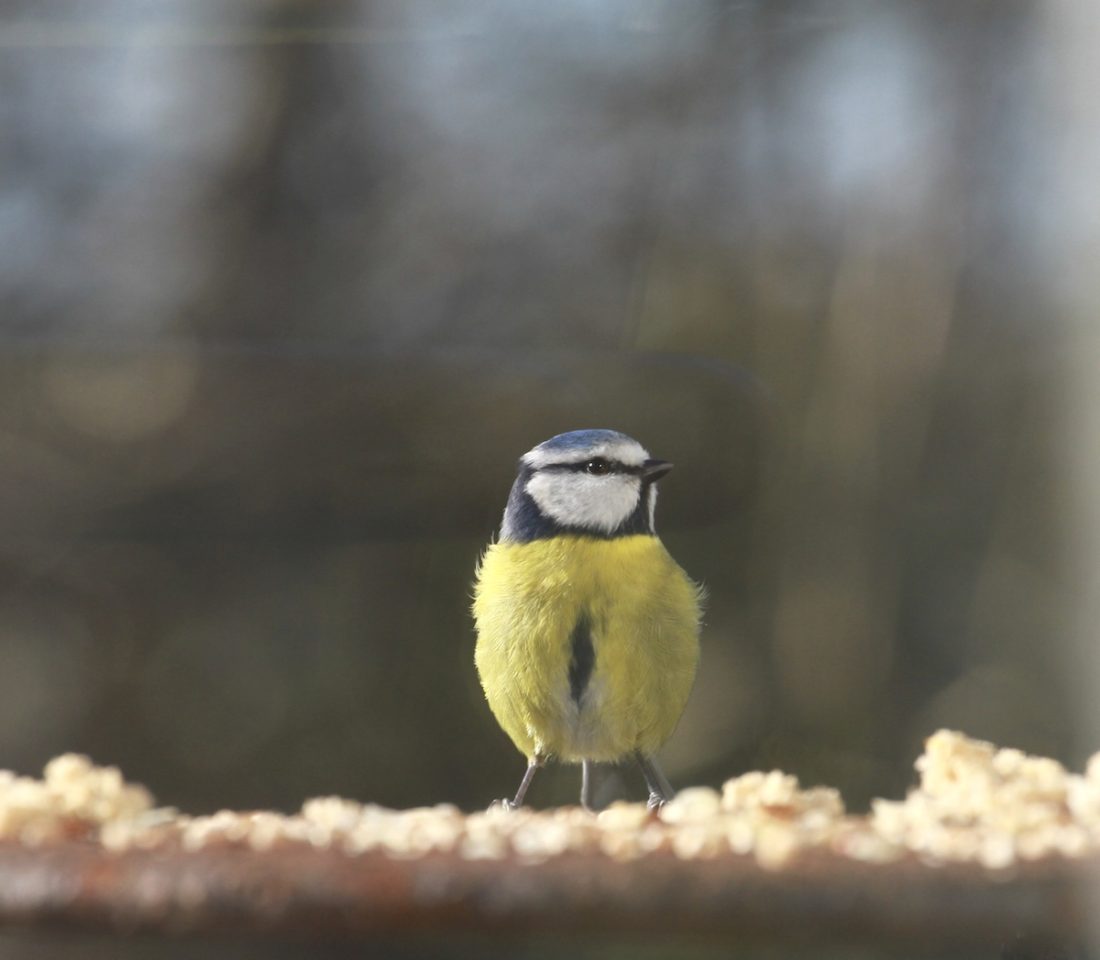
[{"x1": 0, "y1": 730, "x2": 1097, "y2": 955}]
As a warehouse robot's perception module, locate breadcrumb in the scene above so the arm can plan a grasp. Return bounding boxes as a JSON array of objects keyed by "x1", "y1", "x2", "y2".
[{"x1": 4, "y1": 732, "x2": 1100, "y2": 872}]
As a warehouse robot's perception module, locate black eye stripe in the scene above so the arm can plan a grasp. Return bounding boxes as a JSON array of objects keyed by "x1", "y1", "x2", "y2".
[{"x1": 540, "y1": 460, "x2": 642, "y2": 475}]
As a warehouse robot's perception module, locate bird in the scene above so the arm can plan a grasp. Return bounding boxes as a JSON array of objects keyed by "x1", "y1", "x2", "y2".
[{"x1": 472, "y1": 429, "x2": 702, "y2": 810}]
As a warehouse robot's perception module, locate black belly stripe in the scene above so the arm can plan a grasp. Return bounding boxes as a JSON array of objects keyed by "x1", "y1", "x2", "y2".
[{"x1": 568, "y1": 613, "x2": 595, "y2": 705}]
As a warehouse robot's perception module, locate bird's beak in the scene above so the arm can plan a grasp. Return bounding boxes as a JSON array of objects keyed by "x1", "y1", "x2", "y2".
[{"x1": 642, "y1": 459, "x2": 674, "y2": 481}]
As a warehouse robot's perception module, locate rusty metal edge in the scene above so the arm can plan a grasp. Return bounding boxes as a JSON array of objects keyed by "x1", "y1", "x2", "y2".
[{"x1": 0, "y1": 841, "x2": 1095, "y2": 948}]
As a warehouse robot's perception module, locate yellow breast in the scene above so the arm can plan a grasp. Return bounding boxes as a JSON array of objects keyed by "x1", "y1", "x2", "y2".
[{"x1": 473, "y1": 535, "x2": 702, "y2": 762}]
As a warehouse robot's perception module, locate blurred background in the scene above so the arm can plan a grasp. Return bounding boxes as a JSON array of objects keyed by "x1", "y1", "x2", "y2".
[{"x1": 2, "y1": 0, "x2": 1100, "y2": 838}]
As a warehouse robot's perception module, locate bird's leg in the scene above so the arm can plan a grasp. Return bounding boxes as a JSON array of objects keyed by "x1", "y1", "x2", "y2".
[
  {"x1": 580, "y1": 760, "x2": 593, "y2": 810},
  {"x1": 635, "y1": 752, "x2": 675, "y2": 811},
  {"x1": 510, "y1": 760, "x2": 536, "y2": 804},
  {"x1": 512, "y1": 758, "x2": 540, "y2": 807},
  {"x1": 491, "y1": 756, "x2": 544, "y2": 811}
]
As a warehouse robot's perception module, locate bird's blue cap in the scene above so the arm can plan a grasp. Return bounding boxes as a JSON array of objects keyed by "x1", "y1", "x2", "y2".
[{"x1": 534, "y1": 429, "x2": 632, "y2": 452}]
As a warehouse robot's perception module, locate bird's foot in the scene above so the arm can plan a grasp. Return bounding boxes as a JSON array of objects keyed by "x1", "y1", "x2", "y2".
[
  {"x1": 488, "y1": 798, "x2": 518, "y2": 812},
  {"x1": 646, "y1": 792, "x2": 668, "y2": 813}
]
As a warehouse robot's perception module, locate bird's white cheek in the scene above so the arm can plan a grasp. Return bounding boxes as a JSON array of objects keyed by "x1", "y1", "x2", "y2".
[{"x1": 526, "y1": 473, "x2": 640, "y2": 533}]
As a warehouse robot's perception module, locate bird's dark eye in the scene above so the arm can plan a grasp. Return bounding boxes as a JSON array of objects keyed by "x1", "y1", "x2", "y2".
[{"x1": 585, "y1": 458, "x2": 611, "y2": 475}]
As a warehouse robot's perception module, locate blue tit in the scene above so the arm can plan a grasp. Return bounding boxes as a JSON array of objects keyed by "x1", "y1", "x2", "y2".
[{"x1": 473, "y1": 429, "x2": 703, "y2": 810}]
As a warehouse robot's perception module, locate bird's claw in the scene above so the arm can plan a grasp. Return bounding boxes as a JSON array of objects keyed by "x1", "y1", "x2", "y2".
[
  {"x1": 646, "y1": 792, "x2": 668, "y2": 813},
  {"x1": 488, "y1": 798, "x2": 518, "y2": 812}
]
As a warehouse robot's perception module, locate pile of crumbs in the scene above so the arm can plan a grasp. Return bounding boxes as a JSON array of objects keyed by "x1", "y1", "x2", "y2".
[
  {"x1": 872, "y1": 730, "x2": 1100, "y2": 868},
  {"x1": 0, "y1": 754, "x2": 153, "y2": 845},
  {"x1": 2, "y1": 731, "x2": 1099, "y2": 871}
]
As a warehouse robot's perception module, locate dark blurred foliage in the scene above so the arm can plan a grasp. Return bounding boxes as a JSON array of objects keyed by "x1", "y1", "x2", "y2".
[{"x1": 2, "y1": 0, "x2": 1099, "y2": 841}]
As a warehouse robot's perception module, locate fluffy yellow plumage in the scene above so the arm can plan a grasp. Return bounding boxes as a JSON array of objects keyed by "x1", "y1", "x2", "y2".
[
  {"x1": 471, "y1": 428, "x2": 703, "y2": 809},
  {"x1": 474, "y1": 534, "x2": 702, "y2": 762}
]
